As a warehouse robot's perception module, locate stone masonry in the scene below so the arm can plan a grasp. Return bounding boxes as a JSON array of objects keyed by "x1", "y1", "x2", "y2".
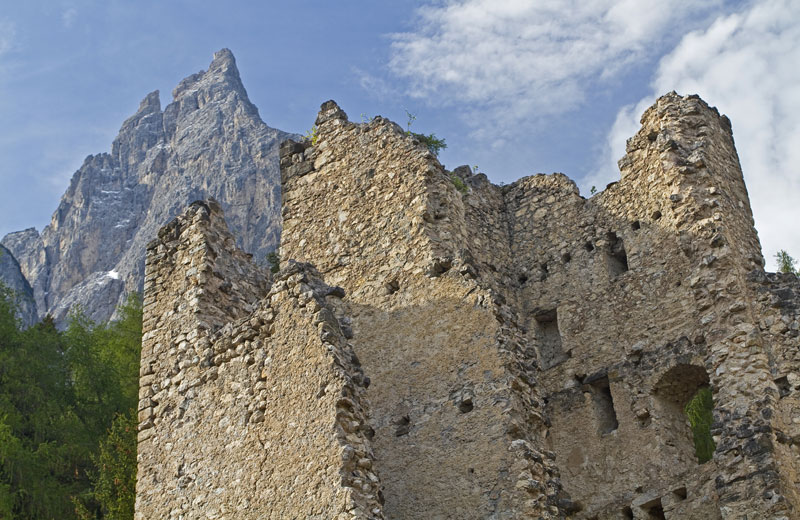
[{"x1": 137, "y1": 93, "x2": 800, "y2": 519}]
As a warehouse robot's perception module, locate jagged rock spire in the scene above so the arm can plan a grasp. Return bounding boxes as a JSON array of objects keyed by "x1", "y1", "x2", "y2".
[{"x1": 1, "y1": 49, "x2": 298, "y2": 325}]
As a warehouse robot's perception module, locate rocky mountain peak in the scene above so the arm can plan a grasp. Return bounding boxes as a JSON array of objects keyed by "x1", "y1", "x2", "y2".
[
  {"x1": 210, "y1": 47, "x2": 237, "y2": 73},
  {"x1": 171, "y1": 47, "x2": 247, "y2": 103},
  {"x1": 0, "y1": 244, "x2": 37, "y2": 327},
  {"x1": 1, "y1": 49, "x2": 297, "y2": 325},
  {"x1": 138, "y1": 90, "x2": 161, "y2": 114}
]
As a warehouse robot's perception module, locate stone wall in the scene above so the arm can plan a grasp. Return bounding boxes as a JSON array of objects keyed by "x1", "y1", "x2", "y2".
[
  {"x1": 138, "y1": 93, "x2": 800, "y2": 519},
  {"x1": 277, "y1": 94, "x2": 799, "y2": 519},
  {"x1": 135, "y1": 200, "x2": 383, "y2": 519},
  {"x1": 280, "y1": 103, "x2": 567, "y2": 519}
]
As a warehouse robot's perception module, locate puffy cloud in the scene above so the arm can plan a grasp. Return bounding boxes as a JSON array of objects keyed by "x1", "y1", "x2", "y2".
[
  {"x1": 388, "y1": 0, "x2": 723, "y2": 132},
  {"x1": 596, "y1": 0, "x2": 800, "y2": 269}
]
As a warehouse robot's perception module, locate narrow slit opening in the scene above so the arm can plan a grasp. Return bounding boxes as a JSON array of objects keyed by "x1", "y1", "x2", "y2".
[
  {"x1": 585, "y1": 374, "x2": 619, "y2": 434},
  {"x1": 606, "y1": 232, "x2": 628, "y2": 276},
  {"x1": 533, "y1": 308, "x2": 566, "y2": 370}
]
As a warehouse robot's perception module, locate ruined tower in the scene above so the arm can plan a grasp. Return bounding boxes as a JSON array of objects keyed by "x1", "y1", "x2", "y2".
[{"x1": 136, "y1": 93, "x2": 800, "y2": 519}]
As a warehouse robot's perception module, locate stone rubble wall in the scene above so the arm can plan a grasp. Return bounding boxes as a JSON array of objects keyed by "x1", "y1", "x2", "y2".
[
  {"x1": 609, "y1": 94, "x2": 792, "y2": 519},
  {"x1": 279, "y1": 94, "x2": 799, "y2": 519},
  {"x1": 137, "y1": 92, "x2": 800, "y2": 520},
  {"x1": 280, "y1": 103, "x2": 567, "y2": 519},
  {"x1": 136, "y1": 200, "x2": 383, "y2": 519},
  {"x1": 751, "y1": 270, "x2": 800, "y2": 512}
]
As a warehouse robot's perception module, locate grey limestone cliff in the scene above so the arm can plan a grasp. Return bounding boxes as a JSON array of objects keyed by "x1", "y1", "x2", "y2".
[
  {"x1": 1, "y1": 49, "x2": 296, "y2": 325},
  {"x1": 0, "y1": 245, "x2": 37, "y2": 327}
]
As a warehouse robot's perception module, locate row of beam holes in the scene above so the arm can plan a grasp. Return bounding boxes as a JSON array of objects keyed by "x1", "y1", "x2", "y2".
[
  {"x1": 526, "y1": 229, "x2": 633, "y2": 286},
  {"x1": 586, "y1": 482, "x2": 686, "y2": 519},
  {"x1": 521, "y1": 212, "x2": 663, "y2": 286}
]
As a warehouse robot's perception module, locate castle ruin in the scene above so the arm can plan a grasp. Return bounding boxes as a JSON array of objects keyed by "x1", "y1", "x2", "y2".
[{"x1": 135, "y1": 93, "x2": 800, "y2": 519}]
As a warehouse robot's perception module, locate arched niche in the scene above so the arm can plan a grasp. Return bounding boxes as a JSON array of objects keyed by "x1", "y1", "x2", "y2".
[{"x1": 652, "y1": 364, "x2": 712, "y2": 465}]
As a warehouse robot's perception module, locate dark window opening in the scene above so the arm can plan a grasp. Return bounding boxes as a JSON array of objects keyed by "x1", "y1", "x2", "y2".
[
  {"x1": 384, "y1": 279, "x2": 400, "y2": 295},
  {"x1": 606, "y1": 232, "x2": 629, "y2": 276},
  {"x1": 584, "y1": 241, "x2": 594, "y2": 252},
  {"x1": 518, "y1": 273, "x2": 529, "y2": 285},
  {"x1": 622, "y1": 506, "x2": 634, "y2": 519},
  {"x1": 655, "y1": 364, "x2": 715, "y2": 464},
  {"x1": 631, "y1": 220, "x2": 641, "y2": 230},
  {"x1": 651, "y1": 210, "x2": 662, "y2": 220},
  {"x1": 430, "y1": 258, "x2": 452, "y2": 277},
  {"x1": 775, "y1": 376, "x2": 791, "y2": 398},
  {"x1": 562, "y1": 252, "x2": 572, "y2": 263},
  {"x1": 673, "y1": 487, "x2": 688, "y2": 501},
  {"x1": 586, "y1": 374, "x2": 619, "y2": 434},
  {"x1": 533, "y1": 308, "x2": 567, "y2": 370},
  {"x1": 644, "y1": 499, "x2": 666, "y2": 520}
]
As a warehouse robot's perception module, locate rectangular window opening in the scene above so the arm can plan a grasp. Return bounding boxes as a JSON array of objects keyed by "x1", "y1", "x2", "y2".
[
  {"x1": 606, "y1": 231, "x2": 629, "y2": 277},
  {"x1": 533, "y1": 308, "x2": 567, "y2": 370},
  {"x1": 775, "y1": 376, "x2": 791, "y2": 398},
  {"x1": 645, "y1": 501, "x2": 666, "y2": 520},
  {"x1": 587, "y1": 375, "x2": 619, "y2": 434}
]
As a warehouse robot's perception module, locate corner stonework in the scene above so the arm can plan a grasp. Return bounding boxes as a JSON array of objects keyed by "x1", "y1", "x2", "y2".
[{"x1": 135, "y1": 200, "x2": 383, "y2": 519}]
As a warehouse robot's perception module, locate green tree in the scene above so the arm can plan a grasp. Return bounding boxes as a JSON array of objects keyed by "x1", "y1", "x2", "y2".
[
  {"x1": 685, "y1": 386, "x2": 715, "y2": 463},
  {"x1": 75, "y1": 411, "x2": 137, "y2": 520},
  {"x1": 0, "y1": 286, "x2": 142, "y2": 519},
  {"x1": 69, "y1": 295, "x2": 142, "y2": 519},
  {"x1": 0, "y1": 284, "x2": 90, "y2": 518},
  {"x1": 775, "y1": 250, "x2": 799, "y2": 274}
]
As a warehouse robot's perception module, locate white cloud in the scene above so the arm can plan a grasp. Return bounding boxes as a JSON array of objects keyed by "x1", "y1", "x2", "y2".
[
  {"x1": 62, "y1": 8, "x2": 78, "y2": 29},
  {"x1": 596, "y1": 0, "x2": 800, "y2": 270},
  {"x1": 388, "y1": 0, "x2": 723, "y2": 134},
  {"x1": 0, "y1": 19, "x2": 16, "y2": 56}
]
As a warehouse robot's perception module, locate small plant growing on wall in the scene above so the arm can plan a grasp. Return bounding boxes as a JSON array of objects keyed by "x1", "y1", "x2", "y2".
[
  {"x1": 775, "y1": 250, "x2": 798, "y2": 275},
  {"x1": 405, "y1": 110, "x2": 447, "y2": 157},
  {"x1": 304, "y1": 125, "x2": 319, "y2": 146},
  {"x1": 266, "y1": 251, "x2": 280, "y2": 274},
  {"x1": 450, "y1": 174, "x2": 468, "y2": 194}
]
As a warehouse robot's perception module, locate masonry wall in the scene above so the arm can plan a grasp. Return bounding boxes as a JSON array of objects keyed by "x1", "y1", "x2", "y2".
[
  {"x1": 279, "y1": 94, "x2": 799, "y2": 519},
  {"x1": 136, "y1": 201, "x2": 383, "y2": 519},
  {"x1": 138, "y1": 93, "x2": 800, "y2": 520},
  {"x1": 280, "y1": 103, "x2": 567, "y2": 519},
  {"x1": 751, "y1": 270, "x2": 800, "y2": 512}
]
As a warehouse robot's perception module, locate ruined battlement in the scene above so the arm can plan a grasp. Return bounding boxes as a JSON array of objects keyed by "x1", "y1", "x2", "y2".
[{"x1": 137, "y1": 93, "x2": 800, "y2": 519}]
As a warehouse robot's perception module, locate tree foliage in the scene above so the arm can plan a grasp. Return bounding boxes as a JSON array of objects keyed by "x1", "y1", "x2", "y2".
[
  {"x1": 685, "y1": 386, "x2": 716, "y2": 464},
  {"x1": 410, "y1": 132, "x2": 447, "y2": 157},
  {"x1": 0, "y1": 285, "x2": 141, "y2": 519},
  {"x1": 775, "y1": 250, "x2": 799, "y2": 275},
  {"x1": 266, "y1": 251, "x2": 280, "y2": 274}
]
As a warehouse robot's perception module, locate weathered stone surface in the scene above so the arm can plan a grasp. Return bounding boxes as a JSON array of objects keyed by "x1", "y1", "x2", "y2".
[
  {"x1": 1, "y1": 227, "x2": 47, "y2": 315},
  {"x1": 138, "y1": 93, "x2": 800, "y2": 519},
  {"x1": 1, "y1": 49, "x2": 296, "y2": 326},
  {"x1": 0, "y1": 244, "x2": 37, "y2": 327},
  {"x1": 136, "y1": 200, "x2": 382, "y2": 519}
]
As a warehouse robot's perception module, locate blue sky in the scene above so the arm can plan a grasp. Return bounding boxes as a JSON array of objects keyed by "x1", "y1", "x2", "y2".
[{"x1": 0, "y1": 0, "x2": 797, "y2": 269}]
